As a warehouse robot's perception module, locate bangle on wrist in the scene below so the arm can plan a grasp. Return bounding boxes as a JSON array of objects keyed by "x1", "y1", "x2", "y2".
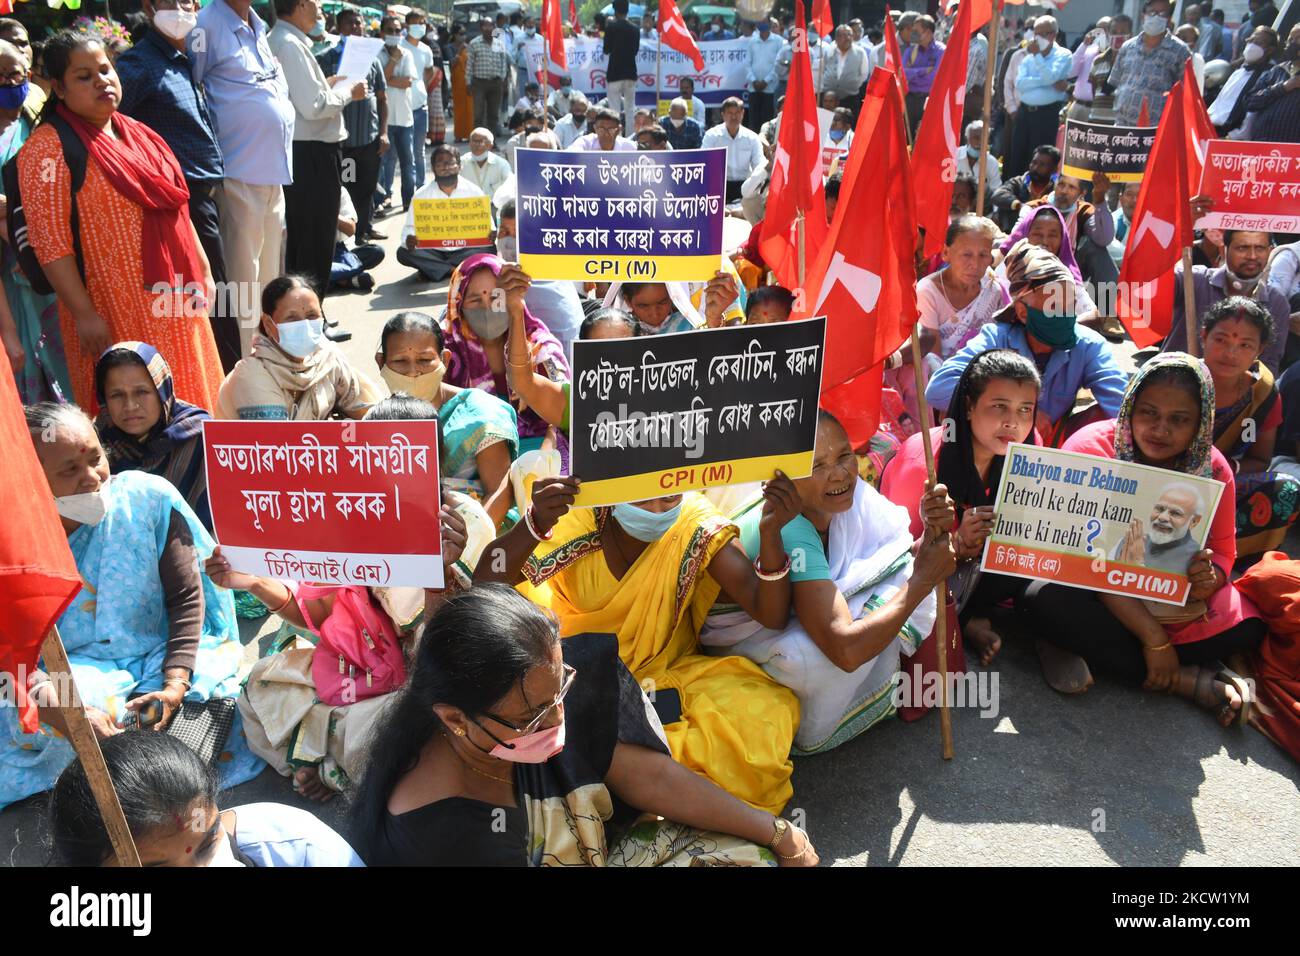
[
  {"x1": 268, "y1": 585, "x2": 295, "y2": 616},
  {"x1": 1144, "y1": 641, "x2": 1173, "y2": 652},
  {"x1": 524, "y1": 505, "x2": 553, "y2": 542},
  {"x1": 163, "y1": 677, "x2": 192, "y2": 692},
  {"x1": 754, "y1": 553, "x2": 791, "y2": 581}
]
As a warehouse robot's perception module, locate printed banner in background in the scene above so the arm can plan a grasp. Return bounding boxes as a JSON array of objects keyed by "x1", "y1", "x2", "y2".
[
  {"x1": 516, "y1": 147, "x2": 725, "y2": 282},
  {"x1": 412, "y1": 195, "x2": 494, "y2": 249},
  {"x1": 980, "y1": 444, "x2": 1224, "y2": 606},
  {"x1": 203, "y1": 421, "x2": 444, "y2": 588},
  {"x1": 523, "y1": 36, "x2": 749, "y2": 107},
  {"x1": 1060, "y1": 120, "x2": 1157, "y2": 183},
  {"x1": 1195, "y1": 140, "x2": 1300, "y2": 233},
  {"x1": 568, "y1": 316, "x2": 826, "y2": 506}
]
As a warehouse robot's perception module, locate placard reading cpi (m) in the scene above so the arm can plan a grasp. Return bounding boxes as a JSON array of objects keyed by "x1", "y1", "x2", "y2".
[
  {"x1": 203, "y1": 420, "x2": 443, "y2": 588},
  {"x1": 979, "y1": 444, "x2": 1224, "y2": 606},
  {"x1": 568, "y1": 317, "x2": 826, "y2": 507},
  {"x1": 515, "y1": 147, "x2": 726, "y2": 282}
]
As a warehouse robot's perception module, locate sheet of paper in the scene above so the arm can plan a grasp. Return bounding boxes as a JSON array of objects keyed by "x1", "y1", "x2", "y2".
[{"x1": 335, "y1": 35, "x2": 384, "y2": 83}]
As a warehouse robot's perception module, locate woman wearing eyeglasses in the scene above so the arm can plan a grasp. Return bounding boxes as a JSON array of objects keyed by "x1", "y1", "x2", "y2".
[{"x1": 350, "y1": 584, "x2": 818, "y2": 867}]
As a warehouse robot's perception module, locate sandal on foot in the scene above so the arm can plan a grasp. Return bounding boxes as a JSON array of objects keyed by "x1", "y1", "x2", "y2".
[
  {"x1": 1036, "y1": 639, "x2": 1094, "y2": 694},
  {"x1": 1215, "y1": 668, "x2": 1254, "y2": 727}
]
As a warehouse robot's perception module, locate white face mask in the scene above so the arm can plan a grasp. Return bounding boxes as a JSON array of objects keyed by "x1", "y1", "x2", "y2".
[
  {"x1": 1244, "y1": 42, "x2": 1266, "y2": 64},
  {"x1": 154, "y1": 9, "x2": 198, "y2": 41},
  {"x1": 56, "y1": 481, "x2": 111, "y2": 526},
  {"x1": 1142, "y1": 14, "x2": 1168, "y2": 36},
  {"x1": 1023, "y1": 29, "x2": 1035, "y2": 44},
  {"x1": 274, "y1": 318, "x2": 325, "y2": 358},
  {"x1": 1036, "y1": 35, "x2": 1052, "y2": 52}
]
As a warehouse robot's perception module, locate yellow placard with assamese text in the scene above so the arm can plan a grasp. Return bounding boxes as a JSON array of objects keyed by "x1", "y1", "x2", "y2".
[{"x1": 413, "y1": 196, "x2": 494, "y2": 249}]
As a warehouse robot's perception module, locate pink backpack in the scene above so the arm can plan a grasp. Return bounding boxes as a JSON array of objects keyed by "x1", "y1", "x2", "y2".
[{"x1": 298, "y1": 585, "x2": 407, "y2": 707}]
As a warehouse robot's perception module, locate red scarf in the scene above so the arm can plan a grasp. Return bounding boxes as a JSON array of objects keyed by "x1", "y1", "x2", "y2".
[{"x1": 56, "y1": 103, "x2": 202, "y2": 290}]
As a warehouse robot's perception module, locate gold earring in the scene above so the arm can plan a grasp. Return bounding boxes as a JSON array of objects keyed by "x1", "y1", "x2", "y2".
[{"x1": 455, "y1": 728, "x2": 466, "y2": 737}]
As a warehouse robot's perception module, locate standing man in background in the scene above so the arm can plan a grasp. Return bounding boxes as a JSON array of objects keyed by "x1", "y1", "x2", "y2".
[
  {"x1": 467, "y1": 16, "x2": 510, "y2": 139},
  {"x1": 317, "y1": 8, "x2": 389, "y2": 244},
  {"x1": 1008, "y1": 15, "x2": 1070, "y2": 178},
  {"x1": 404, "y1": 9, "x2": 435, "y2": 185},
  {"x1": 603, "y1": 0, "x2": 640, "y2": 136},
  {"x1": 192, "y1": 0, "x2": 296, "y2": 356},
  {"x1": 902, "y1": 15, "x2": 943, "y2": 136},
  {"x1": 745, "y1": 17, "x2": 783, "y2": 132}
]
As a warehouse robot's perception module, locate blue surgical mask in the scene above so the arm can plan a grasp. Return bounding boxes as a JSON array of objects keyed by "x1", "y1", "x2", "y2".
[
  {"x1": 1055, "y1": 199, "x2": 1078, "y2": 217},
  {"x1": 966, "y1": 145, "x2": 980, "y2": 159},
  {"x1": 407, "y1": 23, "x2": 426, "y2": 39},
  {"x1": 0, "y1": 80, "x2": 28, "y2": 111},
  {"x1": 1023, "y1": 304, "x2": 1078, "y2": 350},
  {"x1": 275, "y1": 318, "x2": 325, "y2": 358},
  {"x1": 561, "y1": 84, "x2": 572, "y2": 94},
  {"x1": 311, "y1": 16, "x2": 326, "y2": 37},
  {"x1": 829, "y1": 128, "x2": 846, "y2": 142},
  {"x1": 613, "y1": 500, "x2": 682, "y2": 541}
]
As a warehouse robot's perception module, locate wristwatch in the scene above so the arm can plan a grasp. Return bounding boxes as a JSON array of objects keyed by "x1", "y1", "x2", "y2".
[{"x1": 769, "y1": 816, "x2": 790, "y2": 850}]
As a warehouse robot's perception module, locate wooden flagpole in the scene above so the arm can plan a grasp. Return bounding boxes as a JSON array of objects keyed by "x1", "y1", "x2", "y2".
[
  {"x1": 909, "y1": 330, "x2": 954, "y2": 760},
  {"x1": 40, "y1": 627, "x2": 140, "y2": 866},
  {"x1": 1182, "y1": 246, "x2": 1199, "y2": 357},
  {"x1": 975, "y1": 1, "x2": 1000, "y2": 217},
  {"x1": 541, "y1": 15, "x2": 550, "y2": 123}
]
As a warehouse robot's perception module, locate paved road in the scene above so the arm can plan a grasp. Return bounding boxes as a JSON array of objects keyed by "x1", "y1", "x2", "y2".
[{"x1": 3, "y1": 196, "x2": 1298, "y2": 866}]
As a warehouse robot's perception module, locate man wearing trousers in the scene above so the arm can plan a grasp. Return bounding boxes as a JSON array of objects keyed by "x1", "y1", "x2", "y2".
[
  {"x1": 192, "y1": 0, "x2": 296, "y2": 356},
  {"x1": 467, "y1": 17, "x2": 510, "y2": 138},
  {"x1": 318, "y1": 9, "x2": 389, "y2": 243},
  {"x1": 603, "y1": 0, "x2": 640, "y2": 136},
  {"x1": 270, "y1": 0, "x2": 365, "y2": 314}
]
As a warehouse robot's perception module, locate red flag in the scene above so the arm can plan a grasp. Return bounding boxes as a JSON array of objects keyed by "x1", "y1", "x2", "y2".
[
  {"x1": 882, "y1": 6, "x2": 908, "y2": 95},
  {"x1": 758, "y1": 0, "x2": 828, "y2": 289},
  {"x1": 910, "y1": 0, "x2": 973, "y2": 257},
  {"x1": 542, "y1": 0, "x2": 567, "y2": 70},
  {"x1": 659, "y1": 0, "x2": 704, "y2": 71},
  {"x1": 570, "y1": 0, "x2": 581, "y2": 35},
  {"x1": 1137, "y1": 95, "x2": 1151, "y2": 127},
  {"x1": 812, "y1": 0, "x2": 833, "y2": 38},
  {"x1": 1117, "y1": 61, "x2": 1216, "y2": 347},
  {"x1": 0, "y1": 374, "x2": 81, "y2": 733},
  {"x1": 793, "y1": 70, "x2": 919, "y2": 445},
  {"x1": 944, "y1": 0, "x2": 993, "y2": 31}
]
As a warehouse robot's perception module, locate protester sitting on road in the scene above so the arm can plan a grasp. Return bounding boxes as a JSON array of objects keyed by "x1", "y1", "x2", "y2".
[
  {"x1": 605, "y1": 271, "x2": 743, "y2": 334},
  {"x1": 701, "y1": 411, "x2": 954, "y2": 755},
  {"x1": 1202, "y1": 297, "x2": 1300, "y2": 558},
  {"x1": 565, "y1": 105, "x2": 637, "y2": 151},
  {"x1": 208, "y1": 398, "x2": 470, "y2": 801},
  {"x1": 396, "y1": 144, "x2": 493, "y2": 282},
  {"x1": 745, "y1": 285, "x2": 794, "y2": 324},
  {"x1": 442, "y1": 255, "x2": 570, "y2": 461},
  {"x1": 883, "y1": 350, "x2": 1042, "y2": 666},
  {"x1": 50, "y1": 732, "x2": 361, "y2": 865},
  {"x1": 1, "y1": 403, "x2": 263, "y2": 812},
  {"x1": 215, "y1": 275, "x2": 381, "y2": 420},
  {"x1": 997, "y1": 205, "x2": 1102, "y2": 327},
  {"x1": 94, "y1": 341, "x2": 213, "y2": 532},
  {"x1": 375, "y1": 311, "x2": 518, "y2": 525},
  {"x1": 495, "y1": 200, "x2": 585, "y2": 359},
  {"x1": 330, "y1": 187, "x2": 385, "y2": 293},
  {"x1": 474, "y1": 471, "x2": 806, "y2": 815},
  {"x1": 1019, "y1": 353, "x2": 1265, "y2": 721},
  {"x1": 350, "y1": 584, "x2": 817, "y2": 866},
  {"x1": 918, "y1": 215, "x2": 1009, "y2": 362},
  {"x1": 928, "y1": 240, "x2": 1126, "y2": 447}
]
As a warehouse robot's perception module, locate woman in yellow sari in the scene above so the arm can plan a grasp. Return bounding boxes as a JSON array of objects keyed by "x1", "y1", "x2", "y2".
[
  {"x1": 451, "y1": 31, "x2": 472, "y2": 142},
  {"x1": 477, "y1": 476, "x2": 803, "y2": 815}
]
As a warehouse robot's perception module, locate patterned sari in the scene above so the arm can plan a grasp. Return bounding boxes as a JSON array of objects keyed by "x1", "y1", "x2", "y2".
[
  {"x1": 518, "y1": 493, "x2": 799, "y2": 815},
  {"x1": 0, "y1": 471, "x2": 264, "y2": 810},
  {"x1": 437, "y1": 386, "x2": 519, "y2": 499},
  {"x1": 1212, "y1": 363, "x2": 1300, "y2": 556}
]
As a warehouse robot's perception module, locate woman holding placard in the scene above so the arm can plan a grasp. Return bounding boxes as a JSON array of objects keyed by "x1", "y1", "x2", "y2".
[
  {"x1": 882, "y1": 349, "x2": 1043, "y2": 668},
  {"x1": 700, "y1": 411, "x2": 956, "y2": 755},
  {"x1": 1202, "y1": 297, "x2": 1300, "y2": 559},
  {"x1": 1019, "y1": 353, "x2": 1266, "y2": 726}
]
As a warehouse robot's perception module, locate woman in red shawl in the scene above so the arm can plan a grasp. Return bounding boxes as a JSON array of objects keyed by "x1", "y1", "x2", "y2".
[{"x1": 17, "y1": 30, "x2": 222, "y2": 413}]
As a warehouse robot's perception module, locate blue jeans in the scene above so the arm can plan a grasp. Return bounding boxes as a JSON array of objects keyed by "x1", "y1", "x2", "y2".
[
  {"x1": 410, "y1": 107, "x2": 428, "y2": 189},
  {"x1": 376, "y1": 123, "x2": 415, "y2": 209}
]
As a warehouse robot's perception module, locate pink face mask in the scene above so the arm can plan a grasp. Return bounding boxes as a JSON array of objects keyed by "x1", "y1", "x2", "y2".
[{"x1": 490, "y1": 720, "x2": 566, "y2": 763}]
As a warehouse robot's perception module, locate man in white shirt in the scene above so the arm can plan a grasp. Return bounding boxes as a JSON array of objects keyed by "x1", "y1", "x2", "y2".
[
  {"x1": 677, "y1": 76, "x2": 707, "y2": 126},
  {"x1": 461, "y1": 127, "x2": 512, "y2": 196},
  {"x1": 703, "y1": 96, "x2": 764, "y2": 203},
  {"x1": 955, "y1": 119, "x2": 1002, "y2": 204},
  {"x1": 566, "y1": 106, "x2": 638, "y2": 151},
  {"x1": 396, "y1": 144, "x2": 493, "y2": 281},
  {"x1": 547, "y1": 76, "x2": 577, "y2": 118},
  {"x1": 746, "y1": 18, "x2": 784, "y2": 131},
  {"x1": 404, "y1": 9, "x2": 435, "y2": 188},
  {"x1": 553, "y1": 92, "x2": 589, "y2": 148}
]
